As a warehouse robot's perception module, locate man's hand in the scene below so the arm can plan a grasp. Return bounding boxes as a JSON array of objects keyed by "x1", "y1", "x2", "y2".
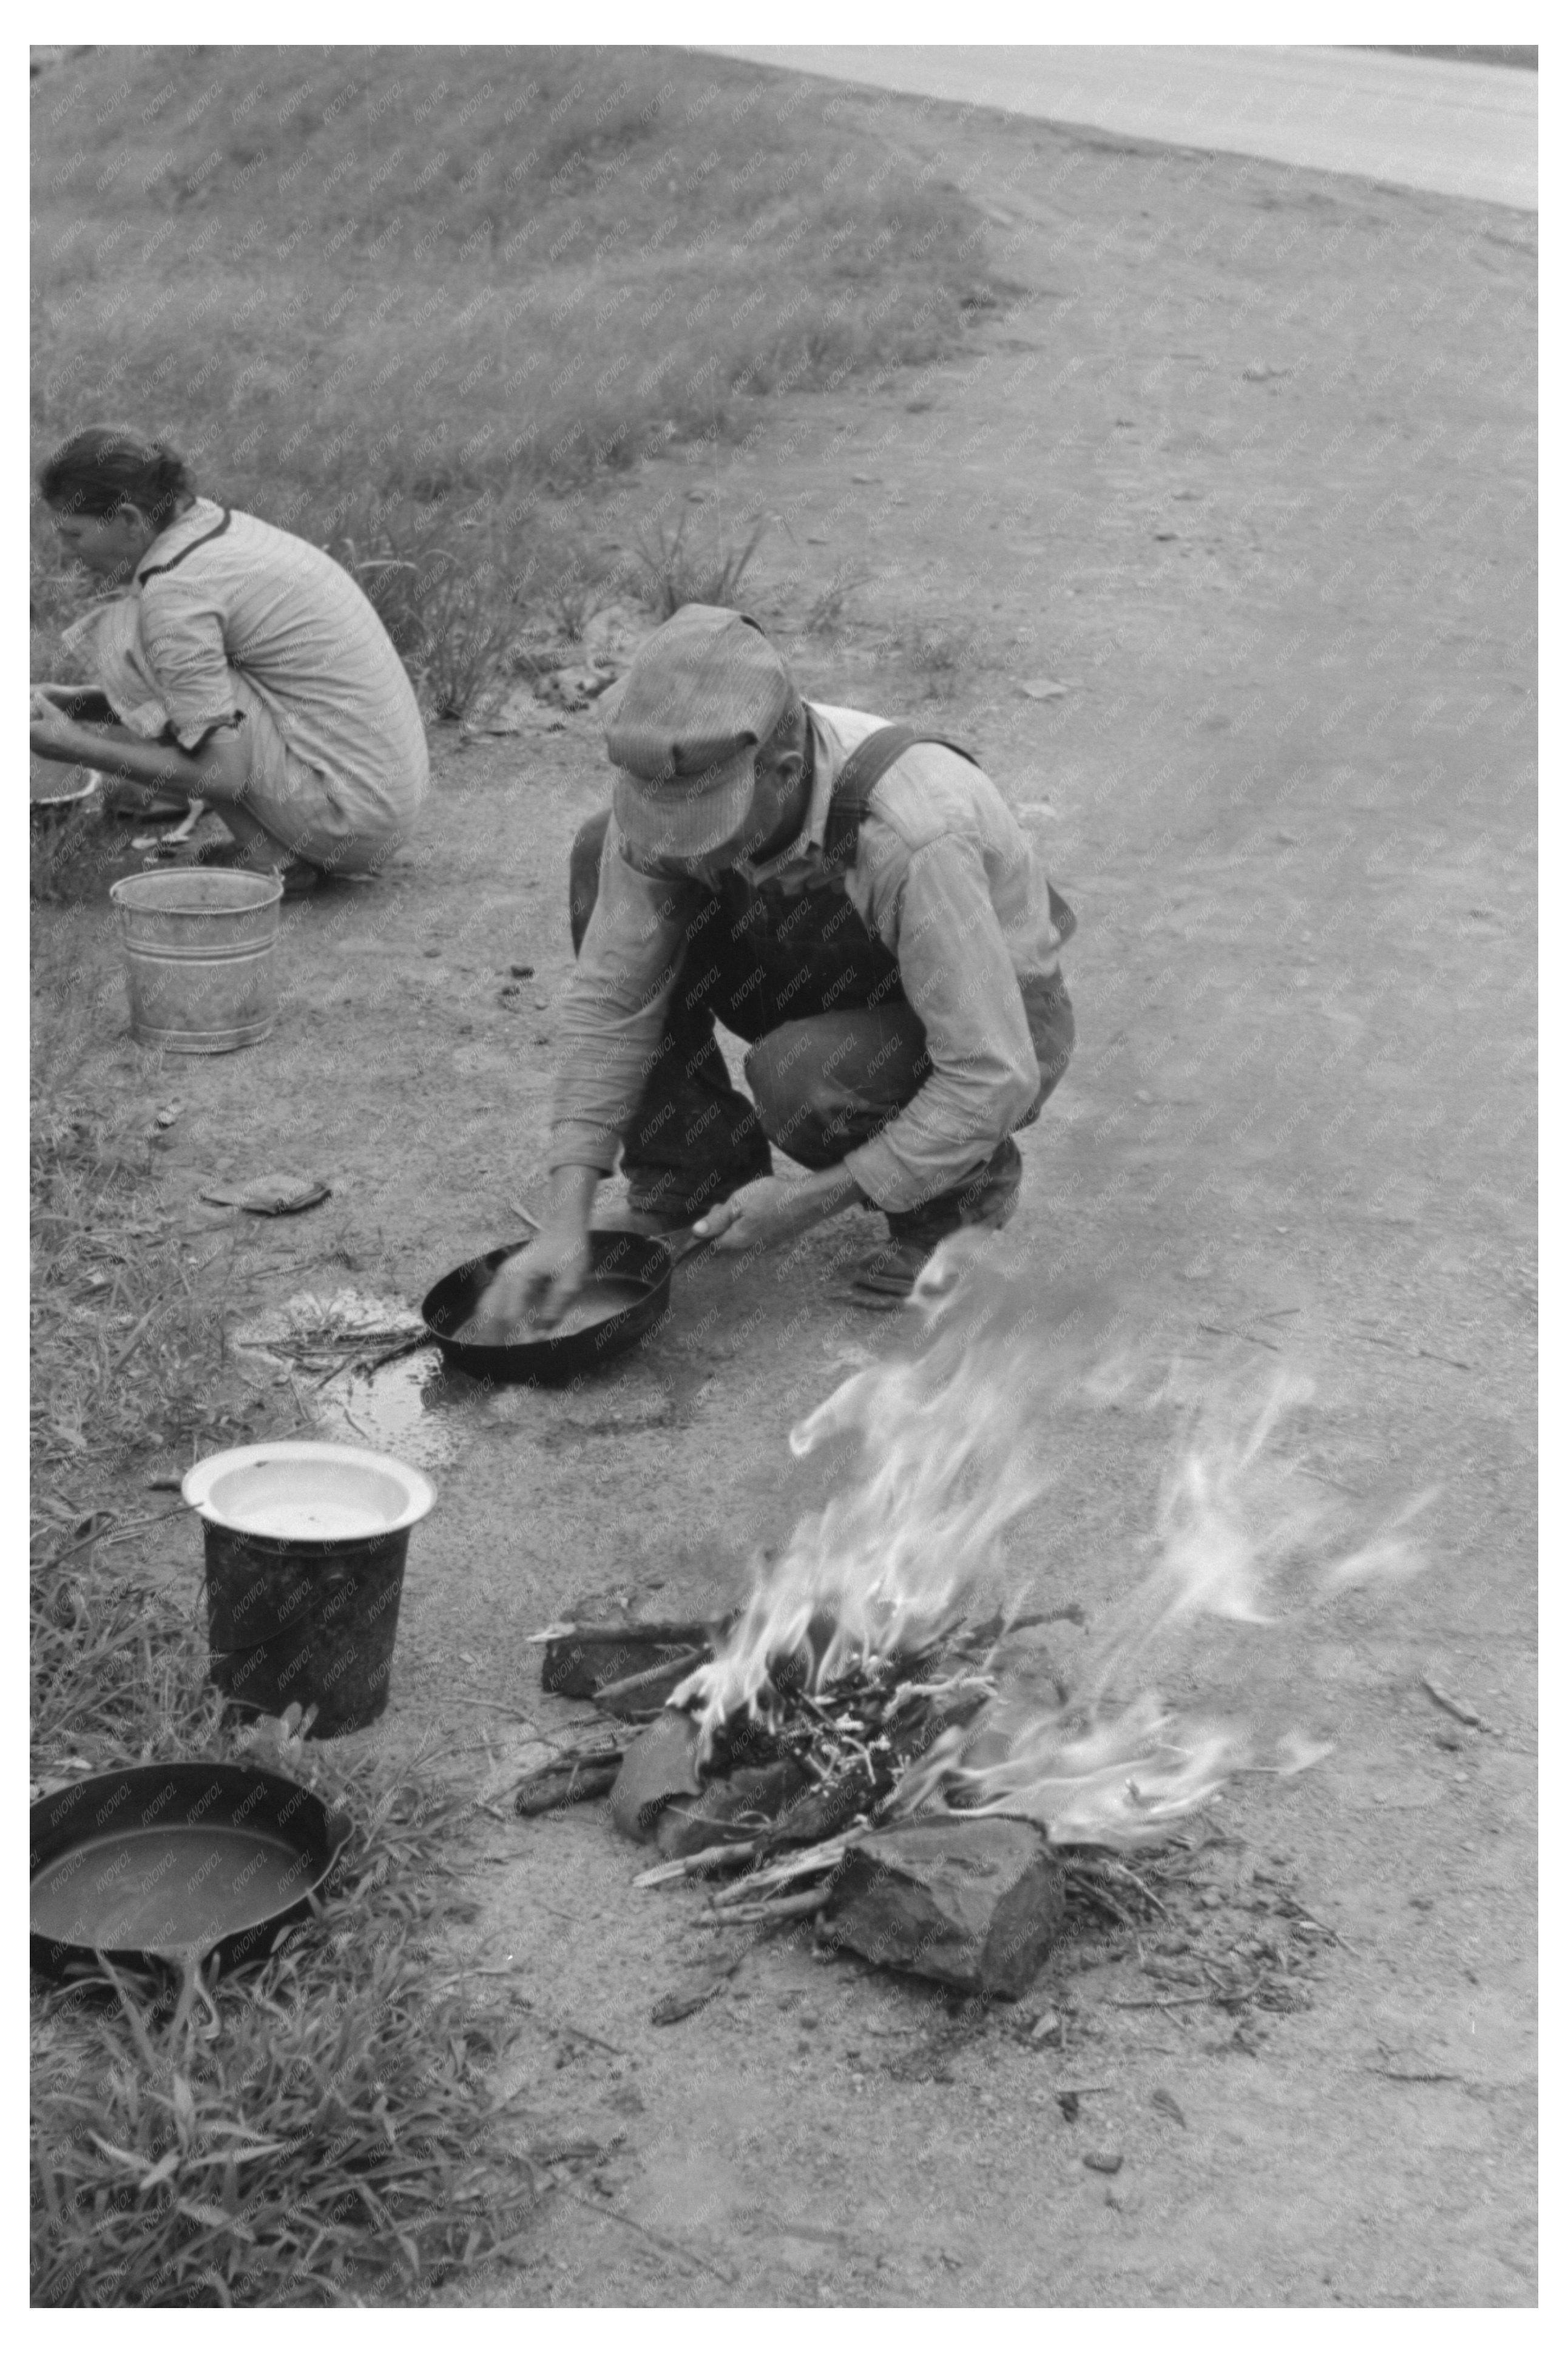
[
  {"x1": 694, "y1": 1166, "x2": 863, "y2": 1253},
  {"x1": 470, "y1": 1227, "x2": 592, "y2": 1339}
]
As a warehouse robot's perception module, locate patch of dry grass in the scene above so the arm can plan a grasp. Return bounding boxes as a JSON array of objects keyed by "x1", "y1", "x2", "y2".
[{"x1": 31, "y1": 47, "x2": 1003, "y2": 713}]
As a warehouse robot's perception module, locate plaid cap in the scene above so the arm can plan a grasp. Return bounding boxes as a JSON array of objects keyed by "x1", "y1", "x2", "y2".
[{"x1": 603, "y1": 603, "x2": 793, "y2": 862}]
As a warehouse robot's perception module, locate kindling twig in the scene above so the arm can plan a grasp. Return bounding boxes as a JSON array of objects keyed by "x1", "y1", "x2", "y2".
[
  {"x1": 1421, "y1": 1674, "x2": 1489, "y2": 1732},
  {"x1": 357, "y1": 1335, "x2": 432, "y2": 1376},
  {"x1": 708, "y1": 1833, "x2": 857, "y2": 1905},
  {"x1": 1354, "y1": 1330, "x2": 1472, "y2": 1372},
  {"x1": 510, "y1": 1999, "x2": 627, "y2": 2056},
  {"x1": 1107, "y1": 1992, "x2": 1212, "y2": 2010},
  {"x1": 39, "y1": 1502, "x2": 188, "y2": 1572},
  {"x1": 1285, "y1": 1903, "x2": 1358, "y2": 1957},
  {"x1": 706, "y1": 1888, "x2": 829, "y2": 1927},
  {"x1": 634, "y1": 1838, "x2": 765, "y2": 1888},
  {"x1": 109, "y1": 1302, "x2": 163, "y2": 1372},
  {"x1": 1069, "y1": 1855, "x2": 1170, "y2": 1918},
  {"x1": 553, "y1": 2187, "x2": 734, "y2": 2284},
  {"x1": 1063, "y1": 1869, "x2": 1139, "y2": 1932}
]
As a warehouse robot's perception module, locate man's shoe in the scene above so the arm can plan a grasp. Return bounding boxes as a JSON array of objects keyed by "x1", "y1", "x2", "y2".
[
  {"x1": 842, "y1": 1140, "x2": 1024, "y2": 1308},
  {"x1": 838, "y1": 1236, "x2": 933, "y2": 1309}
]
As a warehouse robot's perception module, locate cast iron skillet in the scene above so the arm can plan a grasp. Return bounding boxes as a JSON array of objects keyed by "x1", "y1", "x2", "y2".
[
  {"x1": 30, "y1": 1761, "x2": 350, "y2": 1980},
  {"x1": 420, "y1": 1225, "x2": 711, "y2": 1387}
]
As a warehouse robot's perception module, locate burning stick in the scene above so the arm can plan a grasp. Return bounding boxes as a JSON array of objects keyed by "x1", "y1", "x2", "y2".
[
  {"x1": 535, "y1": 1618, "x2": 729, "y2": 1702},
  {"x1": 592, "y1": 1651, "x2": 709, "y2": 1716}
]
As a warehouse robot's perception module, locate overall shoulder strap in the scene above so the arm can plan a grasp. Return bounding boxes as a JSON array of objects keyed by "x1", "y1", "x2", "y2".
[
  {"x1": 822, "y1": 725, "x2": 978, "y2": 868},
  {"x1": 820, "y1": 721, "x2": 1078, "y2": 944}
]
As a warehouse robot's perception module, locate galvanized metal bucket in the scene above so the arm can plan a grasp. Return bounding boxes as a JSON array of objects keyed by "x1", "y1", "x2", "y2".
[{"x1": 108, "y1": 868, "x2": 283, "y2": 1053}]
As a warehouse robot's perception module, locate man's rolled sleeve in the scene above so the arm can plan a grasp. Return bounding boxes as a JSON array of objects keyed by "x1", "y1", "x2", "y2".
[
  {"x1": 843, "y1": 836, "x2": 1041, "y2": 1212},
  {"x1": 547, "y1": 822, "x2": 698, "y2": 1172}
]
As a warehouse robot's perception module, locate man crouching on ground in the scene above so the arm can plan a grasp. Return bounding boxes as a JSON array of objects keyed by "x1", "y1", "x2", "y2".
[{"x1": 478, "y1": 602, "x2": 1075, "y2": 1329}]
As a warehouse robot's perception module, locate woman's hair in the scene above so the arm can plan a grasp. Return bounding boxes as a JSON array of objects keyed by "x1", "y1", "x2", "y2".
[{"x1": 39, "y1": 427, "x2": 197, "y2": 524}]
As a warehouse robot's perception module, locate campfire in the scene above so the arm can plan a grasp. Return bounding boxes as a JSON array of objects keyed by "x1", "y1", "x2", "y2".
[{"x1": 519, "y1": 1250, "x2": 1430, "y2": 2000}]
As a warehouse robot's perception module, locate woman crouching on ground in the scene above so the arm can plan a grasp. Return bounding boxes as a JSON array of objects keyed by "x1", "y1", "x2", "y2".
[{"x1": 29, "y1": 427, "x2": 428, "y2": 895}]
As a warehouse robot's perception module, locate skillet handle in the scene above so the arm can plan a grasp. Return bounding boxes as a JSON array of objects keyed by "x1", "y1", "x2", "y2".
[
  {"x1": 512, "y1": 1199, "x2": 715, "y2": 1270},
  {"x1": 663, "y1": 1227, "x2": 720, "y2": 1271}
]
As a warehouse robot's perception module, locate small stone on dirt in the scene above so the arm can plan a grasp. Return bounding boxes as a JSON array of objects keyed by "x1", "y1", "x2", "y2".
[
  {"x1": 650, "y1": 1982, "x2": 725, "y2": 2026},
  {"x1": 1083, "y1": 2150, "x2": 1123, "y2": 2175}
]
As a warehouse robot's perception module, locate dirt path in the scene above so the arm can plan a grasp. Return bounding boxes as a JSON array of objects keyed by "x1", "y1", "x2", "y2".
[{"x1": 42, "y1": 91, "x2": 1535, "y2": 2306}]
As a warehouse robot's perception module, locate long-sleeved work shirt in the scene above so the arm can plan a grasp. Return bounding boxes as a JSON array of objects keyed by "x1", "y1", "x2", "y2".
[
  {"x1": 69, "y1": 497, "x2": 428, "y2": 841},
  {"x1": 549, "y1": 700, "x2": 1067, "y2": 1213}
]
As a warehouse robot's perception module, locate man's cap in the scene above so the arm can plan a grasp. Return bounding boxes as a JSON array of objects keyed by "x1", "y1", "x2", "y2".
[{"x1": 603, "y1": 603, "x2": 793, "y2": 862}]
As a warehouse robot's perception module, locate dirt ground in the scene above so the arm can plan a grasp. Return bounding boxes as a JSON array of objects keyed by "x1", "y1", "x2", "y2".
[{"x1": 38, "y1": 89, "x2": 1536, "y2": 2306}]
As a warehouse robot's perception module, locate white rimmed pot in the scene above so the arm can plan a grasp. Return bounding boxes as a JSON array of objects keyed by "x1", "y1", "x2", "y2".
[{"x1": 182, "y1": 1442, "x2": 436, "y2": 1738}]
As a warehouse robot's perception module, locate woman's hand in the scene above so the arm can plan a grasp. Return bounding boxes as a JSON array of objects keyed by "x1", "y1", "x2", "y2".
[
  {"x1": 30, "y1": 692, "x2": 84, "y2": 761},
  {"x1": 470, "y1": 1227, "x2": 592, "y2": 1339},
  {"x1": 33, "y1": 683, "x2": 113, "y2": 722}
]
